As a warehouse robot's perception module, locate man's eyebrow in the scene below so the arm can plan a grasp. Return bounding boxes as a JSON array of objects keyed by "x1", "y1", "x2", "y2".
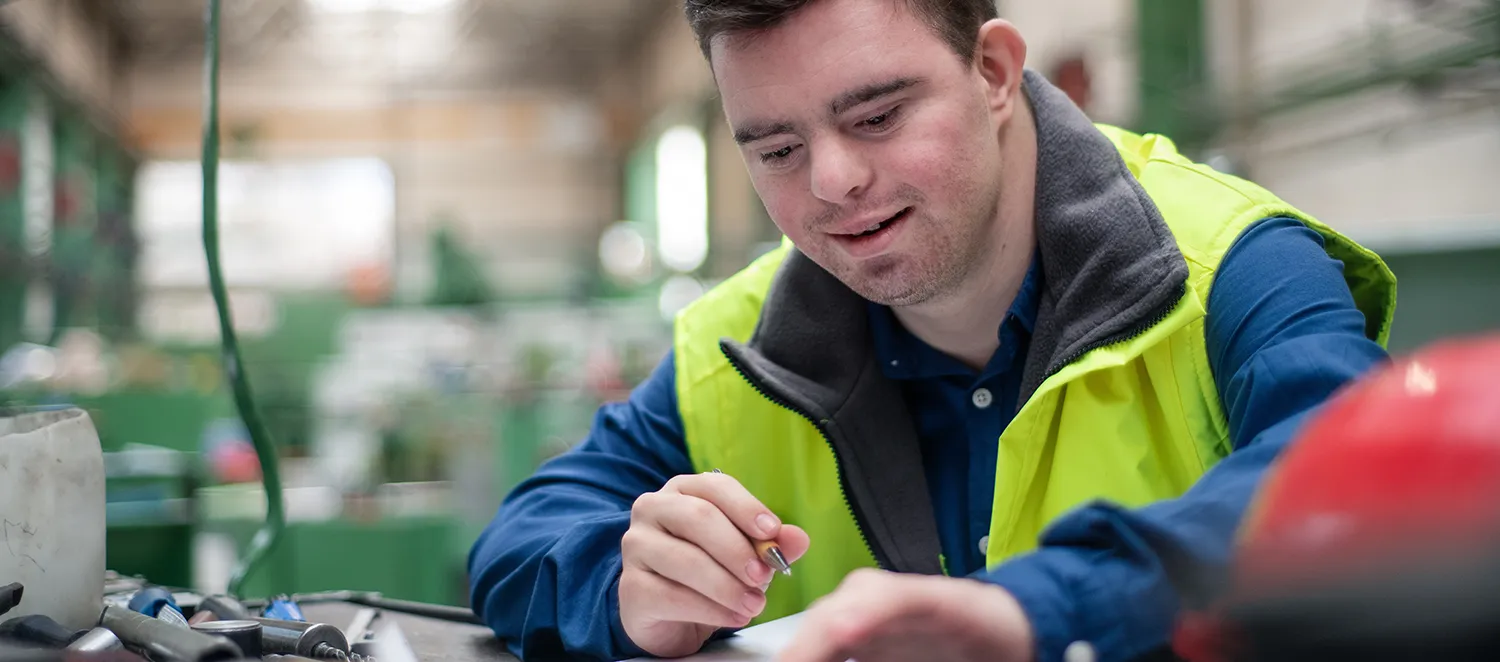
[
  {"x1": 733, "y1": 121, "x2": 798, "y2": 146},
  {"x1": 829, "y1": 77, "x2": 925, "y2": 116},
  {"x1": 730, "y1": 77, "x2": 925, "y2": 145}
]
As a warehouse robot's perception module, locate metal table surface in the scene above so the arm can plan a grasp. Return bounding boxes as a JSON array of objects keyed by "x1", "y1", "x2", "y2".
[{"x1": 300, "y1": 602, "x2": 518, "y2": 662}]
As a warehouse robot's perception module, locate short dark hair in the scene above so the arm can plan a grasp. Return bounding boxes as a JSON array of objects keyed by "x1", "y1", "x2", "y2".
[{"x1": 684, "y1": 0, "x2": 998, "y2": 63}]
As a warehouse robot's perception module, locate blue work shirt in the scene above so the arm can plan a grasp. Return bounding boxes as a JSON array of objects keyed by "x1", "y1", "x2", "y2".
[
  {"x1": 865, "y1": 251, "x2": 1041, "y2": 578},
  {"x1": 468, "y1": 217, "x2": 1391, "y2": 661}
]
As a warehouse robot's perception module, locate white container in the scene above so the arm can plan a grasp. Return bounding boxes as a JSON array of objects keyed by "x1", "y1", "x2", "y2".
[{"x1": 0, "y1": 408, "x2": 106, "y2": 629}]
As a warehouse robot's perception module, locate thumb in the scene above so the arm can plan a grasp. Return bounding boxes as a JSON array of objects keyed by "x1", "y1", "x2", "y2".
[{"x1": 775, "y1": 524, "x2": 811, "y2": 564}]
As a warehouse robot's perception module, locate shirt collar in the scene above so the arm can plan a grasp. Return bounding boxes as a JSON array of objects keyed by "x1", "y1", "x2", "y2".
[
  {"x1": 868, "y1": 252, "x2": 1044, "y2": 381},
  {"x1": 1009, "y1": 252, "x2": 1043, "y2": 335}
]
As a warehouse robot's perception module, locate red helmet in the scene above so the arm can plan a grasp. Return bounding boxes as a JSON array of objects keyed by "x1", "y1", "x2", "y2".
[{"x1": 1175, "y1": 334, "x2": 1500, "y2": 662}]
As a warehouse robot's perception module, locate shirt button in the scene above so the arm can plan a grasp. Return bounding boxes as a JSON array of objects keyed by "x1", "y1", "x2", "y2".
[
  {"x1": 1063, "y1": 641, "x2": 1097, "y2": 662},
  {"x1": 977, "y1": 535, "x2": 990, "y2": 554},
  {"x1": 971, "y1": 388, "x2": 993, "y2": 409}
]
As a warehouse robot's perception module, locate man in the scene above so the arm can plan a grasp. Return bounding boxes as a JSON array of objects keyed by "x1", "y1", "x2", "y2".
[{"x1": 469, "y1": 0, "x2": 1396, "y2": 660}]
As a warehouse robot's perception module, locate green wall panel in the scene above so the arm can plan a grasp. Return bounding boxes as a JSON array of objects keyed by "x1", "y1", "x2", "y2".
[
  {"x1": 1383, "y1": 246, "x2": 1500, "y2": 355},
  {"x1": 1136, "y1": 0, "x2": 1211, "y2": 152},
  {"x1": 50, "y1": 111, "x2": 98, "y2": 340},
  {"x1": 0, "y1": 77, "x2": 28, "y2": 353}
]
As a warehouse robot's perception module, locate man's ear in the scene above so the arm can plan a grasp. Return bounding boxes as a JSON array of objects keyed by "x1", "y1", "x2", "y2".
[{"x1": 975, "y1": 19, "x2": 1028, "y2": 122}]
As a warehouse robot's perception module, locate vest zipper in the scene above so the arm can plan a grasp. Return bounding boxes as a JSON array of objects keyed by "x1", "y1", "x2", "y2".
[
  {"x1": 721, "y1": 350, "x2": 890, "y2": 571},
  {"x1": 1047, "y1": 281, "x2": 1187, "y2": 380},
  {"x1": 715, "y1": 284, "x2": 1184, "y2": 573}
]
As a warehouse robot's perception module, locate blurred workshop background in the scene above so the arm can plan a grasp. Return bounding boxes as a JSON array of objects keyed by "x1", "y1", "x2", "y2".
[{"x1": 0, "y1": 0, "x2": 1495, "y2": 608}]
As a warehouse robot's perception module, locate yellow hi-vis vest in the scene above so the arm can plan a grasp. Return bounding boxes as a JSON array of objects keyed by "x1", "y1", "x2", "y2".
[{"x1": 671, "y1": 126, "x2": 1396, "y2": 625}]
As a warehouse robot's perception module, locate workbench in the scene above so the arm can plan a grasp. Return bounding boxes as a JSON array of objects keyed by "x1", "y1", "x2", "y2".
[
  {"x1": 296, "y1": 603, "x2": 792, "y2": 662},
  {"x1": 300, "y1": 602, "x2": 518, "y2": 662}
]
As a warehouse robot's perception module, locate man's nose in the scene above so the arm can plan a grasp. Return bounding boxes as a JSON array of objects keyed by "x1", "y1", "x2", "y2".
[{"x1": 809, "y1": 138, "x2": 872, "y2": 205}]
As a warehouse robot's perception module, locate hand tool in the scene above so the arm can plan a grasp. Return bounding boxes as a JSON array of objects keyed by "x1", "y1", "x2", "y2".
[
  {"x1": 344, "y1": 595, "x2": 479, "y2": 626},
  {"x1": 102, "y1": 605, "x2": 242, "y2": 662},
  {"x1": 344, "y1": 608, "x2": 380, "y2": 658},
  {"x1": 264, "y1": 653, "x2": 372, "y2": 662},
  {"x1": 187, "y1": 596, "x2": 250, "y2": 625},
  {"x1": 0, "y1": 650, "x2": 147, "y2": 662},
  {"x1": 250, "y1": 617, "x2": 349, "y2": 659},
  {"x1": 190, "y1": 620, "x2": 262, "y2": 659},
  {"x1": 0, "y1": 614, "x2": 81, "y2": 648},
  {"x1": 128, "y1": 587, "x2": 189, "y2": 628},
  {"x1": 262, "y1": 596, "x2": 305, "y2": 622},
  {"x1": 66, "y1": 627, "x2": 124, "y2": 653},
  {"x1": 0, "y1": 583, "x2": 24, "y2": 618},
  {"x1": 243, "y1": 592, "x2": 480, "y2": 625}
]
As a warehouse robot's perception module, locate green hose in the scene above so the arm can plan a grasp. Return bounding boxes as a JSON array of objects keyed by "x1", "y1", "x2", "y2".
[{"x1": 201, "y1": 0, "x2": 286, "y2": 597}]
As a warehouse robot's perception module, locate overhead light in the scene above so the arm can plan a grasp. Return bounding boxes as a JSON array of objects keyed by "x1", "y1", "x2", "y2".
[
  {"x1": 658, "y1": 275, "x2": 707, "y2": 322},
  {"x1": 655, "y1": 125, "x2": 709, "y2": 274},
  {"x1": 599, "y1": 221, "x2": 652, "y2": 285}
]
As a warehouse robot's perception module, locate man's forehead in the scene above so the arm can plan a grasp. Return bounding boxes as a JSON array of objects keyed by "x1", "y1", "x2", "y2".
[
  {"x1": 711, "y1": 0, "x2": 936, "y2": 122},
  {"x1": 707, "y1": 0, "x2": 909, "y2": 63}
]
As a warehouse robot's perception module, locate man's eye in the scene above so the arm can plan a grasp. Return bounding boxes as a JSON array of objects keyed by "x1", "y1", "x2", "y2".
[
  {"x1": 860, "y1": 107, "x2": 900, "y2": 130},
  {"x1": 760, "y1": 145, "x2": 798, "y2": 163}
]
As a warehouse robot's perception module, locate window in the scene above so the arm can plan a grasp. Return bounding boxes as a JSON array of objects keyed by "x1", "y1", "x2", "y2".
[{"x1": 654, "y1": 125, "x2": 709, "y2": 274}]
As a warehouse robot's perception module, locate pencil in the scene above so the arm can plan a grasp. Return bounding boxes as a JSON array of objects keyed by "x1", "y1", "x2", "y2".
[
  {"x1": 756, "y1": 540, "x2": 793, "y2": 576},
  {"x1": 712, "y1": 469, "x2": 793, "y2": 577}
]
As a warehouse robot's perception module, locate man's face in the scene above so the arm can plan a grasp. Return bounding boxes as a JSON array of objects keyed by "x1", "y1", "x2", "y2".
[{"x1": 712, "y1": 0, "x2": 1006, "y2": 307}]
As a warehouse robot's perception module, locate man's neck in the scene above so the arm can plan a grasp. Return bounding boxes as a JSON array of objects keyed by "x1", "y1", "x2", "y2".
[{"x1": 891, "y1": 99, "x2": 1038, "y2": 372}]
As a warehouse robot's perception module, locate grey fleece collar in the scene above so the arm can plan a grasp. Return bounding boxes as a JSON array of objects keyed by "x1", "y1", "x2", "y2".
[{"x1": 719, "y1": 70, "x2": 1188, "y2": 574}]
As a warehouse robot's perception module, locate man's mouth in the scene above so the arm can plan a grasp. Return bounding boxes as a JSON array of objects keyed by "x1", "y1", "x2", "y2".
[
  {"x1": 831, "y1": 206, "x2": 912, "y2": 257},
  {"x1": 847, "y1": 207, "x2": 912, "y2": 237}
]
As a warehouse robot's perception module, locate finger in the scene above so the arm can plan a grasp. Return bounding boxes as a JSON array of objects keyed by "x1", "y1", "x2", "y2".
[
  {"x1": 654, "y1": 494, "x2": 774, "y2": 588},
  {"x1": 774, "y1": 599, "x2": 866, "y2": 662},
  {"x1": 774, "y1": 524, "x2": 812, "y2": 564},
  {"x1": 622, "y1": 567, "x2": 753, "y2": 630},
  {"x1": 775, "y1": 571, "x2": 908, "y2": 662},
  {"x1": 629, "y1": 525, "x2": 768, "y2": 619},
  {"x1": 666, "y1": 472, "x2": 782, "y2": 540}
]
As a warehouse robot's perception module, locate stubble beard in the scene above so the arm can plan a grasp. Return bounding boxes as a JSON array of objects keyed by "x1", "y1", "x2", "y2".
[{"x1": 836, "y1": 195, "x2": 1000, "y2": 309}]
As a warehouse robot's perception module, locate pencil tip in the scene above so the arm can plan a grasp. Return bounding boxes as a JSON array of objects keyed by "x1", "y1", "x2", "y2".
[{"x1": 766, "y1": 547, "x2": 792, "y2": 576}]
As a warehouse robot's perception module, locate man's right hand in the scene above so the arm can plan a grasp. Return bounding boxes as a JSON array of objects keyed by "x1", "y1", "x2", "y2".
[{"x1": 619, "y1": 471, "x2": 811, "y2": 657}]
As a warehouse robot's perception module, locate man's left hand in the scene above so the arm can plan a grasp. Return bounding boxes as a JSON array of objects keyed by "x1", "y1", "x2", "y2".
[{"x1": 774, "y1": 568, "x2": 1036, "y2": 662}]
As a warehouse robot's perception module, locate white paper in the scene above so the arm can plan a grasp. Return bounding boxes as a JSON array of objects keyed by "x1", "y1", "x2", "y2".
[{"x1": 622, "y1": 613, "x2": 808, "y2": 661}]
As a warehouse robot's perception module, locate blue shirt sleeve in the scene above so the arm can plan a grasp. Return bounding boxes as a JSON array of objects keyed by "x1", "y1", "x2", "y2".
[
  {"x1": 975, "y1": 217, "x2": 1391, "y2": 661},
  {"x1": 468, "y1": 352, "x2": 692, "y2": 661}
]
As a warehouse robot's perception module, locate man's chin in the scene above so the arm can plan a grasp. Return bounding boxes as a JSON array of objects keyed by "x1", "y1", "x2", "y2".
[
  {"x1": 846, "y1": 261, "x2": 961, "y2": 308},
  {"x1": 844, "y1": 272, "x2": 933, "y2": 308},
  {"x1": 859, "y1": 286, "x2": 936, "y2": 308},
  {"x1": 810, "y1": 251, "x2": 930, "y2": 306}
]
